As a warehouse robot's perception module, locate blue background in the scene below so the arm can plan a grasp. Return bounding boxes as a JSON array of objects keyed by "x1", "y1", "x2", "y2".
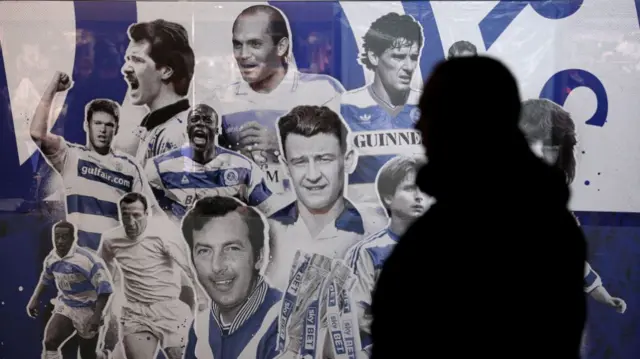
[{"x1": 1, "y1": 1, "x2": 639, "y2": 358}]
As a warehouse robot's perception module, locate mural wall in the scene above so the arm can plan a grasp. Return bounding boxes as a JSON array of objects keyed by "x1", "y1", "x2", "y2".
[{"x1": 1, "y1": 1, "x2": 639, "y2": 358}]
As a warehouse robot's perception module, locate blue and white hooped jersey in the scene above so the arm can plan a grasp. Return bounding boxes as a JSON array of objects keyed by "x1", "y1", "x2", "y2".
[
  {"x1": 203, "y1": 69, "x2": 345, "y2": 194},
  {"x1": 344, "y1": 227, "x2": 398, "y2": 346},
  {"x1": 186, "y1": 278, "x2": 282, "y2": 359},
  {"x1": 41, "y1": 246, "x2": 113, "y2": 308},
  {"x1": 145, "y1": 144, "x2": 286, "y2": 220},
  {"x1": 341, "y1": 86, "x2": 425, "y2": 206},
  {"x1": 45, "y1": 140, "x2": 159, "y2": 250}
]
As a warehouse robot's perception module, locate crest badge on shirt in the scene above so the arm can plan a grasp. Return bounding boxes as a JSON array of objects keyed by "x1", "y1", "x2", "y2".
[
  {"x1": 223, "y1": 169, "x2": 239, "y2": 186},
  {"x1": 410, "y1": 108, "x2": 421, "y2": 124}
]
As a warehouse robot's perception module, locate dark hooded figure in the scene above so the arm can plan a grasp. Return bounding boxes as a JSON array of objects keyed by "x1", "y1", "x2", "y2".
[{"x1": 370, "y1": 56, "x2": 586, "y2": 359}]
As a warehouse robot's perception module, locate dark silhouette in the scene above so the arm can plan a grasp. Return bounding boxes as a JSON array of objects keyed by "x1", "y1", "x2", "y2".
[{"x1": 370, "y1": 56, "x2": 587, "y2": 359}]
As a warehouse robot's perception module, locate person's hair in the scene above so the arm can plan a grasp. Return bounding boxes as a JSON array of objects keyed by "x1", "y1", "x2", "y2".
[
  {"x1": 277, "y1": 105, "x2": 348, "y2": 158},
  {"x1": 127, "y1": 19, "x2": 195, "y2": 96},
  {"x1": 377, "y1": 156, "x2": 425, "y2": 214},
  {"x1": 188, "y1": 103, "x2": 219, "y2": 120},
  {"x1": 119, "y1": 192, "x2": 149, "y2": 212},
  {"x1": 360, "y1": 12, "x2": 423, "y2": 71},
  {"x1": 53, "y1": 220, "x2": 75, "y2": 235},
  {"x1": 181, "y1": 196, "x2": 266, "y2": 261},
  {"x1": 85, "y1": 99, "x2": 120, "y2": 125},
  {"x1": 520, "y1": 99, "x2": 577, "y2": 184},
  {"x1": 447, "y1": 41, "x2": 478, "y2": 59},
  {"x1": 233, "y1": 5, "x2": 291, "y2": 58}
]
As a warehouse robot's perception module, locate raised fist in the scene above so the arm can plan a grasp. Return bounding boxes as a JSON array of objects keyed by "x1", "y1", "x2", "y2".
[{"x1": 52, "y1": 71, "x2": 72, "y2": 92}]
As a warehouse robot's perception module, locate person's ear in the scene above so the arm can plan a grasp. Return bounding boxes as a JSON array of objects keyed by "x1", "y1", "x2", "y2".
[
  {"x1": 160, "y1": 65, "x2": 174, "y2": 81},
  {"x1": 344, "y1": 148, "x2": 356, "y2": 174},
  {"x1": 255, "y1": 248, "x2": 264, "y2": 272},
  {"x1": 276, "y1": 37, "x2": 290, "y2": 58},
  {"x1": 367, "y1": 50, "x2": 379, "y2": 67}
]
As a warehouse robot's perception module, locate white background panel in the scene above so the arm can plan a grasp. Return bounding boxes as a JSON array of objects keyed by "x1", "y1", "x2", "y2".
[
  {"x1": 1, "y1": 1, "x2": 76, "y2": 165},
  {"x1": 2, "y1": 0, "x2": 640, "y2": 212}
]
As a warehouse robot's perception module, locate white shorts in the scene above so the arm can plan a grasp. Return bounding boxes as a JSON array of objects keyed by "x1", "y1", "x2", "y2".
[
  {"x1": 53, "y1": 301, "x2": 98, "y2": 339},
  {"x1": 121, "y1": 300, "x2": 192, "y2": 349}
]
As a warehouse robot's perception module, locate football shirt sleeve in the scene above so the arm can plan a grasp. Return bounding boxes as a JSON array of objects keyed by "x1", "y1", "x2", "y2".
[
  {"x1": 246, "y1": 161, "x2": 282, "y2": 217},
  {"x1": 584, "y1": 261, "x2": 602, "y2": 293},
  {"x1": 44, "y1": 139, "x2": 74, "y2": 174}
]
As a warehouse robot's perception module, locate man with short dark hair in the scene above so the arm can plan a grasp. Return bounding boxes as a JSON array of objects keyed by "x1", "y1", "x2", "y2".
[
  {"x1": 145, "y1": 103, "x2": 284, "y2": 222},
  {"x1": 345, "y1": 155, "x2": 428, "y2": 356},
  {"x1": 447, "y1": 40, "x2": 478, "y2": 59},
  {"x1": 27, "y1": 220, "x2": 113, "y2": 359},
  {"x1": 120, "y1": 19, "x2": 196, "y2": 166},
  {"x1": 205, "y1": 4, "x2": 345, "y2": 195},
  {"x1": 265, "y1": 105, "x2": 383, "y2": 291},
  {"x1": 29, "y1": 71, "x2": 160, "y2": 251},
  {"x1": 340, "y1": 12, "x2": 426, "y2": 209},
  {"x1": 182, "y1": 196, "x2": 282, "y2": 359},
  {"x1": 99, "y1": 192, "x2": 203, "y2": 359}
]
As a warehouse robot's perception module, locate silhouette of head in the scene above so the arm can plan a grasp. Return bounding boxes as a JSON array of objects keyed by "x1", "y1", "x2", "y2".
[{"x1": 417, "y1": 56, "x2": 522, "y2": 169}]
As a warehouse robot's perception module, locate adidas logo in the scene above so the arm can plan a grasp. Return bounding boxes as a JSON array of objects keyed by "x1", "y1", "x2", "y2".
[
  {"x1": 359, "y1": 114, "x2": 371, "y2": 122},
  {"x1": 181, "y1": 175, "x2": 189, "y2": 184}
]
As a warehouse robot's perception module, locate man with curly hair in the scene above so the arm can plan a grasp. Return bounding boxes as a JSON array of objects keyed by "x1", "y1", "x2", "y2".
[{"x1": 340, "y1": 12, "x2": 426, "y2": 212}]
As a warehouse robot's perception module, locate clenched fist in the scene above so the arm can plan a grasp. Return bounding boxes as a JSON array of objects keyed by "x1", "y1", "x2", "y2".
[{"x1": 52, "y1": 71, "x2": 73, "y2": 92}]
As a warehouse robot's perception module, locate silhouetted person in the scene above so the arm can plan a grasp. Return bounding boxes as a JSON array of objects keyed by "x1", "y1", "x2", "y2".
[{"x1": 370, "y1": 56, "x2": 587, "y2": 359}]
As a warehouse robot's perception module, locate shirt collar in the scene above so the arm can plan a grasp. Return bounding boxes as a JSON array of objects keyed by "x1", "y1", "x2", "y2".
[
  {"x1": 236, "y1": 66, "x2": 299, "y2": 98},
  {"x1": 211, "y1": 276, "x2": 268, "y2": 335},
  {"x1": 140, "y1": 99, "x2": 190, "y2": 130},
  {"x1": 271, "y1": 199, "x2": 365, "y2": 235},
  {"x1": 386, "y1": 228, "x2": 400, "y2": 242},
  {"x1": 52, "y1": 246, "x2": 77, "y2": 261}
]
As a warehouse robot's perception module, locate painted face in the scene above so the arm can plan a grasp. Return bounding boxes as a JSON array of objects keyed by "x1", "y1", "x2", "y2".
[
  {"x1": 87, "y1": 111, "x2": 117, "y2": 151},
  {"x1": 122, "y1": 40, "x2": 164, "y2": 106},
  {"x1": 54, "y1": 226, "x2": 74, "y2": 257},
  {"x1": 385, "y1": 171, "x2": 428, "y2": 220},
  {"x1": 284, "y1": 133, "x2": 352, "y2": 212},
  {"x1": 373, "y1": 40, "x2": 420, "y2": 95},
  {"x1": 191, "y1": 212, "x2": 261, "y2": 312},
  {"x1": 120, "y1": 200, "x2": 147, "y2": 238},
  {"x1": 187, "y1": 105, "x2": 218, "y2": 153},
  {"x1": 232, "y1": 12, "x2": 286, "y2": 88}
]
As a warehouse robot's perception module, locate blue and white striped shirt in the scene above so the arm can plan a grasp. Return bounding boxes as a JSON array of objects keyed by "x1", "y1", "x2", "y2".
[
  {"x1": 145, "y1": 145, "x2": 285, "y2": 220},
  {"x1": 344, "y1": 227, "x2": 399, "y2": 350},
  {"x1": 341, "y1": 86, "x2": 425, "y2": 206},
  {"x1": 45, "y1": 140, "x2": 158, "y2": 250},
  {"x1": 185, "y1": 277, "x2": 282, "y2": 359},
  {"x1": 41, "y1": 246, "x2": 113, "y2": 308}
]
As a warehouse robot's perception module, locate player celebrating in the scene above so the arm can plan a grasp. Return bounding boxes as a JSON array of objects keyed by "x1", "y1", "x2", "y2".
[
  {"x1": 344, "y1": 156, "x2": 427, "y2": 356},
  {"x1": 519, "y1": 99, "x2": 627, "y2": 352},
  {"x1": 265, "y1": 105, "x2": 385, "y2": 291},
  {"x1": 98, "y1": 192, "x2": 204, "y2": 359},
  {"x1": 120, "y1": 19, "x2": 195, "y2": 166},
  {"x1": 206, "y1": 4, "x2": 345, "y2": 194},
  {"x1": 182, "y1": 196, "x2": 282, "y2": 359},
  {"x1": 27, "y1": 220, "x2": 113, "y2": 359},
  {"x1": 145, "y1": 104, "x2": 285, "y2": 222},
  {"x1": 447, "y1": 40, "x2": 478, "y2": 59},
  {"x1": 29, "y1": 71, "x2": 160, "y2": 251},
  {"x1": 340, "y1": 12, "x2": 426, "y2": 209}
]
